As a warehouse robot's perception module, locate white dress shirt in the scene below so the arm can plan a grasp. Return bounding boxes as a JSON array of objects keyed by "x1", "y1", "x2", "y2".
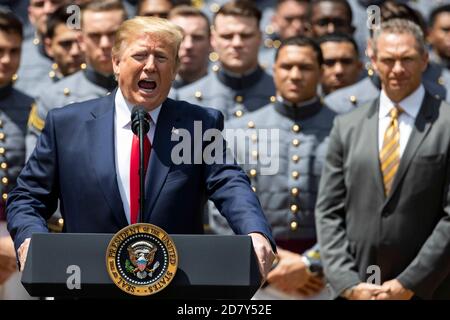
[
  {"x1": 378, "y1": 85, "x2": 424, "y2": 157},
  {"x1": 114, "y1": 88, "x2": 161, "y2": 224}
]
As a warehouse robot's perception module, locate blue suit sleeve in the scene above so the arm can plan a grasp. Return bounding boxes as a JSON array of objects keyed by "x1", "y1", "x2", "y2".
[
  {"x1": 203, "y1": 110, "x2": 276, "y2": 251},
  {"x1": 7, "y1": 110, "x2": 60, "y2": 251}
]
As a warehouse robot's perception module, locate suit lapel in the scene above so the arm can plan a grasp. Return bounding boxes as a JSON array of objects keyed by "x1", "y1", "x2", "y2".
[
  {"x1": 364, "y1": 98, "x2": 386, "y2": 198},
  {"x1": 144, "y1": 99, "x2": 181, "y2": 220},
  {"x1": 386, "y1": 91, "x2": 438, "y2": 201},
  {"x1": 86, "y1": 92, "x2": 128, "y2": 228}
]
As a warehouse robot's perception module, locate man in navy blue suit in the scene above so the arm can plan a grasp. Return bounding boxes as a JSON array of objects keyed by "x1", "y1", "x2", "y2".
[{"x1": 6, "y1": 16, "x2": 276, "y2": 280}]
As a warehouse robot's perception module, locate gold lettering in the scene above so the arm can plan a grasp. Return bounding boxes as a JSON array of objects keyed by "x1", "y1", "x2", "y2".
[
  {"x1": 108, "y1": 248, "x2": 116, "y2": 258},
  {"x1": 129, "y1": 226, "x2": 139, "y2": 235}
]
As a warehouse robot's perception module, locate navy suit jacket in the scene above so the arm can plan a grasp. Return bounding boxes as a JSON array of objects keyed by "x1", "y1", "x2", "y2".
[{"x1": 7, "y1": 92, "x2": 274, "y2": 250}]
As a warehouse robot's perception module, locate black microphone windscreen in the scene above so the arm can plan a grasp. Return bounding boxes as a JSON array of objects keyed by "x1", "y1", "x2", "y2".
[{"x1": 131, "y1": 106, "x2": 151, "y2": 135}]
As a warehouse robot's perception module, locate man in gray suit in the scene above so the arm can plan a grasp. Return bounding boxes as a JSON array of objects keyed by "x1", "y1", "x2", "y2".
[{"x1": 316, "y1": 19, "x2": 450, "y2": 300}]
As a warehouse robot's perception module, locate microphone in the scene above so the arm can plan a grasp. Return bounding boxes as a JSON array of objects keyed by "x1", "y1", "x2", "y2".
[
  {"x1": 130, "y1": 106, "x2": 151, "y2": 224},
  {"x1": 131, "y1": 106, "x2": 151, "y2": 136}
]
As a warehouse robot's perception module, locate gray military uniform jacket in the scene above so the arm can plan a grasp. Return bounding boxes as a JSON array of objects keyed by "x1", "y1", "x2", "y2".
[
  {"x1": 210, "y1": 97, "x2": 336, "y2": 253},
  {"x1": 14, "y1": 37, "x2": 53, "y2": 98},
  {"x1": 0, "y1": 84, "x2": 33, "y2": 220},
  {"x1": 26, "y1": 68, "x2": 117, "y2": 159},
  {"x1": 176, "y1": 65, "x2": 276, "y2": 120}
]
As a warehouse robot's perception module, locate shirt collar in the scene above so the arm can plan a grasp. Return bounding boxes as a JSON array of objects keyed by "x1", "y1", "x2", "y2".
[
  {"x1": 217, "y1": 65, "x2": 264, "y2": 91},
  {"x1": 115, "y1": 87, "x2": 162, "y2": 129},
  {"x1": 274, "y1": 95, "x2": 323, "y2": 120},
  {"x1": 379, "y1": 84, "x2": 424, "y2": 119}
]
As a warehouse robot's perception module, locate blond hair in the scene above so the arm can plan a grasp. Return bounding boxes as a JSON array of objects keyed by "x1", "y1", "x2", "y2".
[{"x1": 112, "y1": 16, "x2": 183, "y2": 63}]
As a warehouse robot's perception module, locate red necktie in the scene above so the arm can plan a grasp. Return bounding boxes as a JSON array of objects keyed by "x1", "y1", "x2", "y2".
[{"x1": 130, "y1": 134, "x2": 151, "y2": 224}]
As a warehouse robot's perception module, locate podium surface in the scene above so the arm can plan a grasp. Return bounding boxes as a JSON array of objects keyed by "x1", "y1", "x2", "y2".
[{"x1": 22, "y1": 233, "x2": 261, "y2": 299}]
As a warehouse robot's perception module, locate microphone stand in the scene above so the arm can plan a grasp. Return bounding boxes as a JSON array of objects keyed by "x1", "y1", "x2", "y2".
[
  {"x1": 138, "y1": 114, "x2": 145, "y2": 224},
  {"x1": 131, "y1": 106, "x2": 150, "y2": 224}
]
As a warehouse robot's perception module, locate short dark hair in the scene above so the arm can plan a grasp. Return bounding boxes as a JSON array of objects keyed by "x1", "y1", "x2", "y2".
[
  {"x1": 275, "y1": 36, "x2": 323, "y2": 65},
  {"x1": 311, "y1": 0, "x2": 353, "y2": 22},
  {"x1": 429, "y1": 4, "x2": 450, "y2": 28},
  {"x1": 0, "y1": 9, "x2": 23, "y2": 38},
  {"x1": 214, "y1": 0, "x2": 261, "y2": 27},
  {"x1": 168, "y1": 5, "x2": 211, "y2": 35},
  {"x1": 317, "y1": 32, "x2": 358, "y2": 55},
  {"x1": 46, "y1": 5, "x2": 73, "y2": 39},
  {"x1": 276, "y1": 0, "x2": 311, "y2": 18},
  {"x1": 81, "y1": 0, "x2": 127, "y2": 24}
]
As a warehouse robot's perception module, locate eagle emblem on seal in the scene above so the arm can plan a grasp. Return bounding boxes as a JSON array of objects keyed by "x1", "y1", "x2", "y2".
[{"x1": 126, "y1": 241, "x2": 160, "y2": 279}]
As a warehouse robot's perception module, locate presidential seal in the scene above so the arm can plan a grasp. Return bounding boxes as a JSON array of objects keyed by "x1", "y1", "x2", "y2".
[{"x1": 106, "y1": 223, "x2": 178, "y2": 296}]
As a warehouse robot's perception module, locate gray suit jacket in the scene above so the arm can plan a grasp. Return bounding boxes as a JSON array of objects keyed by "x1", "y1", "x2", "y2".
[{"x1": 315, "y1": 90, "x2": 450, "y2": 299}]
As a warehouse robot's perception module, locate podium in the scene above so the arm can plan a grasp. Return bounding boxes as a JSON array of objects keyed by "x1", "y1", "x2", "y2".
[{"x1": 22, "y1": 233, "x2": 261, "y2": 299}]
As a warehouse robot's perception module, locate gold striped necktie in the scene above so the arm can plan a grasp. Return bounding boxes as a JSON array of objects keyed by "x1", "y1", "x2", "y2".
[{"x1": 380, "y1": 105, "x2": 404, "y2": 196}]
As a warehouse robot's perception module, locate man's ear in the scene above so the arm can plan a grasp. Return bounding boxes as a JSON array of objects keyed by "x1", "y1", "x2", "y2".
[
  {"x1": 319, "y1": 64, "x2": 325, "y2": 83},
  {"x1": 112, "y1": 55, "x2": 120, "y2": 77},
  {"x1": 421, "y1": 51, "x2": 429, "y2": 72}
]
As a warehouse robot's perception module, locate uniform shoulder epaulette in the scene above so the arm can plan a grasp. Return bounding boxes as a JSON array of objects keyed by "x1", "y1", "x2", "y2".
[
  {"x1": 191, "y1": 0, "x2": 204, "y2": 9},
  {"x1": 27, "y1": 102, "x2": 45, "y2": 132}
]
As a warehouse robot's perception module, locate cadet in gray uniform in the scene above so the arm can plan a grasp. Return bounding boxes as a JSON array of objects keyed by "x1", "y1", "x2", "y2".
[
  {"x1": 13, "y1": 0, "x2": 69, "y2": 98},
  {"x1": 26, "y1": 0, "x2": 127, "y2": 160},
  {"x1": 211, "y1": 37, "x2": 334, "y2": 299},
  {"x1": 0, "y1": 10, "x2": 35, "y2": 300},
  {"x1": 177, "y1": 0, "x2": 276, "y2": 120},
  {"x1": 24, "y1": 5, "x2": 86, "y2": 98},
  {"x1": 43, "y1": 6, "x2": 84, "y2": 82},
  {"x1": 428, "y1": 4, "x2": 450, "y2": 70},
  {"x1": 259, "y1": 0, "x2": 312, "y2": 73},
  {"x1": 318, "y1": 33, "x2": 363, "y2": 96},
  {"x1": 168, "y1": 5, "x2": 211, "y2": 90},
  {"x1": 195, "y1": 0, "x2": 276, "y2": 74}
]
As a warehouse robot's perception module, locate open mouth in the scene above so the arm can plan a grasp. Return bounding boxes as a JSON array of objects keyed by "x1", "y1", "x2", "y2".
[{"x1": 138, "y1": 79, "x2": 157, "y2": 92}]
